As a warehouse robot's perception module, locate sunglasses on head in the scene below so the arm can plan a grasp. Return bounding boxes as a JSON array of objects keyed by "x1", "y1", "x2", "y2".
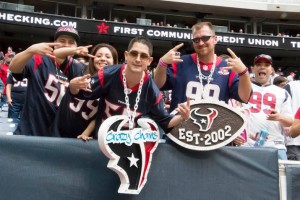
[
  {"x1": 192, "y1": 35, "x2": 214, "y2": 43},
  {"x1": 128, "y1": 50, "x2": 150, "y2": 60}
]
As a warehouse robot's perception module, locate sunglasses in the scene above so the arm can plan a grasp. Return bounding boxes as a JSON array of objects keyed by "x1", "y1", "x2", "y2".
[
  {"x1": 192, "y1": 35, "x2": 214, "y2": 43},
  {"x1": 128, "y1": 50, "x2": 150, "y2": 60}
]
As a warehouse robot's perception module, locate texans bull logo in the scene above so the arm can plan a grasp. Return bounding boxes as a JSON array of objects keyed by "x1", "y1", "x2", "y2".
[
  {"x1": 190, "y1": 108, "x2": 218, "y2": 132},
  {"x1": 98, "y1": 115, "x2": 160, "y2": 194},
  {"x1": 167, "y1": 100, "x2": 246, "y2": 151}
]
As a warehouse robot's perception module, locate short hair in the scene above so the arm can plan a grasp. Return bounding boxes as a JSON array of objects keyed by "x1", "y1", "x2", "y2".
[
  {"x1": 273, "y1": 76, "x2": 287, "y2": 86},
  {"x1": 192, "y1": 22, "x2": 215, "y2": 35},
  {"x1": 128, "y1": 36, "x2": 153, "y2": 56},
  {"x1": 86, "y1": 43, "x2": 118, "y2": 75}
]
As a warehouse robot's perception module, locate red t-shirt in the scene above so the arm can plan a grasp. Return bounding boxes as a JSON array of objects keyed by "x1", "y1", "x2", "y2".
[{"x1": 0, "y1": 64, "x2": 9, "y2": 94}]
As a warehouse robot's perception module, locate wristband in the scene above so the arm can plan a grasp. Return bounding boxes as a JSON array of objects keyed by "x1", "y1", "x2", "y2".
[
  {"x1": 238, "y1": 67, "x2": 248, "y2": 76},
  {"x1": 159, "y1": 58, "x2": 168, "y2": 68}
]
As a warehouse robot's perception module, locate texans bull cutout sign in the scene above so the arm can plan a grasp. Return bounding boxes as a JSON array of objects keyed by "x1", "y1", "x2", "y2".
[
  {"x1": 167, "y1": 99, "x2": 246, "y2": 151},
  {"x1": 98, "y1": 115, "x2": 160, "y2": 194}
]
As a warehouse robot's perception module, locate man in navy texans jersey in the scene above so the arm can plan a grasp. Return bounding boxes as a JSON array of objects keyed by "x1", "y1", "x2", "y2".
[
  {"x1": 6, "y1": 73, "x2": 27, "y2": 119},
  {"x1": 154, "y1": 22, "x2": 252, "y2": 112},
  {"x1": 9, "y1": 26, "x2": 84, "y2": 136},
  {"x1": 68, "y1": 36, "x2": 190, "y2": 133}
]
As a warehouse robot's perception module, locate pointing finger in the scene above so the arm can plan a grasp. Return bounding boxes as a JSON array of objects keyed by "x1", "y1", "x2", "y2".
[
  {"x1": 85, "y1": 45, "x2": 93, "y2": 49},
  {"x1": 47, "y1": 42, "x2": 62, "y2": 46},
  {"x1": 82, "y1": 74, "x2": 91, "y2": 80},
  {"x1": 227, "y1": 48, "x2": 238, "y2": 59},
  {"x1": 172, "y1": 43, "x2": 184, "y2": 51},
  {"x1": 87, "y1": 53, "x2": 96, "y2": 58}
]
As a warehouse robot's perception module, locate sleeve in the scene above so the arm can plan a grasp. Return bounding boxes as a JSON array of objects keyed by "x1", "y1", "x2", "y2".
[
  {"x1": 75, "y1": 69, "x2": 104, "y2": 100},
  {"x1": 228, "y1": 72, "x2": 253, "y2": 103},
  {"x1": 12, "y1": 56, "x2": 38, "y2": 81},
  {"x1": 160, "y1": 62, "x2": 178, "y2": 91},
  {"x1": 280, "y1": 91, "x2": 294, "y2": 118},
  {"x1": 295, "y1": 107, "x2": 300, "y2": 119},
  {"x1": 284, "y1": 84, "x2": 292, "y2": 97},
  {"x1": 6, "y1": 73, "x2": 14, "y2": 85},
  {"x1": 59, "y1": 56, "x2": 85, "y2": 79}
]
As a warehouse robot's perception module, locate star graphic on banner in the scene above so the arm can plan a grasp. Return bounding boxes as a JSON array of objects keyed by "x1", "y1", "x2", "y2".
[
  {"x1": 127, "y1": 153, "x2": 139, "y2": 168},
  {"x1": 201, "y1": 119, "x2": 207, "y2": 124},
  {"x1": 97, "y1": 22, "x2": 109, "y2": 34}
]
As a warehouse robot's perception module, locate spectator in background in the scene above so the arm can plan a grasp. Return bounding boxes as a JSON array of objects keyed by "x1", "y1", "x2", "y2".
[
  {"x1": 6, "y1": 73, "x2": 27, "y2": 120},
  {"x1": 0, "y1": 79, "x2": 4, "y2": 104},
  {"x1": 290, "y1": 107, "x2": 300, "y2": 138},
  {"x1": 284, "y1": 80, "x2": 300, "y2": 160},
  {"x1": 269, "y1": 66, "x2": 279, "y2": 84},
  {"x1": 7, "y1": 46, "x2": 15, "y2": 55},
  {"x1": 0, "y1": 52, "x2": 14, "y2": 111},
  {"x1": 287, "y1": 71, "x2": 295, "y2": 82},
  {"x1": 273, "y1": 76, "x2": 288, "y2": 88},
  {"x1": 75, "y1": 56, "x2": 88, "y2": 66},
  {"x1": 9, "y1": 26, "x2": 84, "y2": 136},
  {"x1": 276, "y1": 67, "x2": 284, "y2": 76}
]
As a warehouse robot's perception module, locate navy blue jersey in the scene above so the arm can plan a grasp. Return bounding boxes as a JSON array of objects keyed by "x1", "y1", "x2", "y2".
[
  {"x1": 12, "y1": 55, "x2": 84, "y2": 136},
  {"x1": 50, "y1": 89, "x2": 99, "y2": 138},
  {"x1": 161, "y1": 53, "x2": 242, "y2": 112},
  {"x1": 76, "y1": 64, "x2": 173, "y2": 132},
  {"x1": 7, "y1": 73, "x2": 27, "y2": 104}
]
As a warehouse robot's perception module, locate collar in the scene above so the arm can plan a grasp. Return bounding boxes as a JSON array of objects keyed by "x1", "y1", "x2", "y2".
[{"x1": 191, "y1": 53, "x2": 222, "y2": 71}]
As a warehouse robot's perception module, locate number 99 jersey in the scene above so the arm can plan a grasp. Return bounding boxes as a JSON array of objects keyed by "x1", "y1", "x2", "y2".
[{"x1": 244, "y1": 82, "x2": 293, "y2": 149}]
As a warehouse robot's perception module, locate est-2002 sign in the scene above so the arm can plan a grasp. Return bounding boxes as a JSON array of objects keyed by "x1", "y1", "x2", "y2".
[{"x1": 167, "y1": 100, "x2": 246, "y2": 151}]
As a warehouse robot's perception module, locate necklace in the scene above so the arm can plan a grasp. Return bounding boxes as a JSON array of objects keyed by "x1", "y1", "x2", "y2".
[
  {"x1": 196, "y1": 54, "x2": 216, "y2": 98},
  {"x1": 122, "y1": 65, "x2": 144, "y2": 129}
]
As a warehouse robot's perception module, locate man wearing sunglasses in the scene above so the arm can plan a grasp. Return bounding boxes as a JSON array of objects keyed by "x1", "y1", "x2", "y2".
[{"x1": 154, "y1": 22, "x2": 252, "y2": 112}]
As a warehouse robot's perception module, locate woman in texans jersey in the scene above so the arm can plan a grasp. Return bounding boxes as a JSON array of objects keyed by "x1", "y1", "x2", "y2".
[
  {"x1": 243, "y1": 54, "x2": 293, "y2": 160},
  {"x1": 69, "y1": 36, "x2": 190, "y2": 133},
  {"x1": 51, "y1": 43, "x2": 118, "y2": 139},
  {"x1": 9, "y1": 26, "x2": 85, "y2": 136}
]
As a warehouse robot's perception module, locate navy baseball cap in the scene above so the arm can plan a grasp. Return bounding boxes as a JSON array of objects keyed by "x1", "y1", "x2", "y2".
[
  {"x1": 54, "y1": 26, "x2": 80, "y2": 42},
  {"x1": 253, "y1": 54, "x2": 272, "y2": 65}
]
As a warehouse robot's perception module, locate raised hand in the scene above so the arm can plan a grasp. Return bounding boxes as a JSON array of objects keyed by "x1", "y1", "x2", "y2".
[
  {"x1": 160, "y1": 43, "x2": 184, "y2": 64},
  {"x1": 27, "y1": 42, "x2": 61, "y2": 58},
  {"x1": 222, "y1": 48, "x2": 247, "y2": 74},
  {"x1": 176, "y1": 97, "x2": 190, "y2": 121},
  {"x1": 75, "y1": 45, "x2": 95, "y2": 58},
  {"x1": 69, "y1": 74, "x2": 92, "y2": 94}
]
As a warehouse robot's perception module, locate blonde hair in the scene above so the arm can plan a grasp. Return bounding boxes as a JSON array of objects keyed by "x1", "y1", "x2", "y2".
[{"x1": 191, "y1": 22, "x2": 215, "y2": 35}]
